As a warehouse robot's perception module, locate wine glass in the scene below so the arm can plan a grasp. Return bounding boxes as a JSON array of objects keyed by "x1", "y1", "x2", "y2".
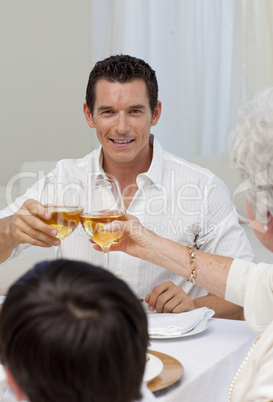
[
  {"x1": 80, "y1": 178, "x2": 125, "y2": 269},
  {"x1": 40, "y1": 176, "x2": 85, "y2": 259}
]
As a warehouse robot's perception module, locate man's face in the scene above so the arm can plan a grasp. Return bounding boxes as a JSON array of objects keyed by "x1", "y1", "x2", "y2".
[{"x1": 84, "y1": 79, "x2": 161, "y2": 166}]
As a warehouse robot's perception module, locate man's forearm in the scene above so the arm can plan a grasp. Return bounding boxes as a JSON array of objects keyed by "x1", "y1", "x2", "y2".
[
  {"x1": 0, "y1": 216, "x2": 18, "y2": 263},
  {"x1": 193, "y1": 293, "x2": 244, "y2": 319}
]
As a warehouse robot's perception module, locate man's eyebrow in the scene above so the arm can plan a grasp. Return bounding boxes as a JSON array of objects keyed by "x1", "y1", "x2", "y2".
[
  {"x1": 129, "y1": 105, "x2": 146, "y2": 110},
  {"x1": 97, "y1": 106, "x2": 113, "y2": 112},
  {"x1": 97, "y1": 105, "x2": 146, "y2": 112}
]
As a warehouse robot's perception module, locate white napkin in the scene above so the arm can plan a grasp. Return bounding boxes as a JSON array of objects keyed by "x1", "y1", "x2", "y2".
[{"x1": 148, "y1": 307, "x2": 215, "y2": 336}]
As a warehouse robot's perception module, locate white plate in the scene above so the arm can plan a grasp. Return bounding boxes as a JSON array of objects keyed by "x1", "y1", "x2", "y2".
[
  {"x1": 143, "y1": 353, "x2": 164, "y2": 383},
  {"x1": 149, "y1": 319, "x2": 209, "y2": 339}
]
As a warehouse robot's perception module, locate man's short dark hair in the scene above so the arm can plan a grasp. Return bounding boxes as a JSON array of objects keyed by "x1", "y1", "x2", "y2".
[
  {"x1": 86, "y1": 54, "x2": 158, "y2": 114},
  {"x1": 0, "y1": 259, "x2": 148, "y2": 402}
]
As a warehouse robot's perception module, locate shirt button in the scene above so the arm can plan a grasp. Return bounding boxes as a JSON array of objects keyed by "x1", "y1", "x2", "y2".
[{"x1": 116, "y1": 271, "x2": 123, "y2": 278}]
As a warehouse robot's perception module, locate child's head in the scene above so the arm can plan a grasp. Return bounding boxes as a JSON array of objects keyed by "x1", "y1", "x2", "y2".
[{"x1": 0, "y1": 259, "x2": 148, "y2": 402}]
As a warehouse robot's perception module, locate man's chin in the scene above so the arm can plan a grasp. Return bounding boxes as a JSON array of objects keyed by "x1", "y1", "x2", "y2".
[{"x1": 103, "y1": 150, "x2": 135, "y2": 165}]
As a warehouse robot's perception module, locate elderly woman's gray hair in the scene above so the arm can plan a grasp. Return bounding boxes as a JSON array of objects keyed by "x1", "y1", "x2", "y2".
[{"x1": 229, "y1": 87, "x2": 273, "y2": 223}]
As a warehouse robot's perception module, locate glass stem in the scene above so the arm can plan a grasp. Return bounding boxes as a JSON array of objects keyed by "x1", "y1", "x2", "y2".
[
  {"x1": 55, "y1": 244, "x2": 61, "y2": 260},
  {"x1": 102, "y1": 247, "x2": 110, "y2": 269}
]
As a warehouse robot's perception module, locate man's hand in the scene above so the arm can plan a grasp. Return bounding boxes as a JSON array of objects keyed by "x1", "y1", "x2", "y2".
[
  {"x1": 7, "y1": 199, "x2": 60, "y2": 248},
  {"x1": 145, "y1": 281, "x2": 196, "y2": 313}
]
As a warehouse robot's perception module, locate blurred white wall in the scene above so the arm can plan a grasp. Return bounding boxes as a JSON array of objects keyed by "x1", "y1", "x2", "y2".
[
  {"x1": 1, "y1": 0, "x2": 273, "y2": 188},
  {"x1": 0, "y1": 0, "x2": 99, "y2": 187}
]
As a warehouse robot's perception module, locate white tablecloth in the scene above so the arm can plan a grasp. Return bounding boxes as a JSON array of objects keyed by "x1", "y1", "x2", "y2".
[
  {"x1": 151, "y1": 318, "x2": 256, "y2": 402},
  {"x1": 1, "y1": 318, "x2": 256, "y2": 402}
]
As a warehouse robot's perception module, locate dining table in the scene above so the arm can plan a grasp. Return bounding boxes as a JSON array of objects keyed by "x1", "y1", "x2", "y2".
[{"x1": 148, "y1": 317, "x2": 256, "y2": 402}]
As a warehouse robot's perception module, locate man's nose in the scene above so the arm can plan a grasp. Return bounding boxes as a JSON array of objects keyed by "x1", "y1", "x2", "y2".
[{"x1": 116, "y1": 113, "x2": 129, "y2": 134}]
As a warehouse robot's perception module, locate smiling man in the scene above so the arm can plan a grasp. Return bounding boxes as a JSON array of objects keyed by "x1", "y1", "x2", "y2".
[
  {"x1": 83, "y1": 77, "x2": 161, "y2": 210},
  {"x1": 0, "y1": 55, "x2": 254, "y2": 318}
]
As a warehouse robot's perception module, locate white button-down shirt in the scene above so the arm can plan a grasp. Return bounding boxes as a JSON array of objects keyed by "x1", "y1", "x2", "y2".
[{"x1": 1, "y1": 136, "x2": 254, "y2": 299}]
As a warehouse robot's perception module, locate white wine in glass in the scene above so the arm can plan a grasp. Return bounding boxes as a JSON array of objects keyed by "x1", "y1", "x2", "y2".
[
  {"x1": 40, "y1": 206, "x2": 82, "y2": 241},
  {"x1": 40, "y1": 176, "x2": 84, "y2": 258},
  {"x1": 80, "y1": 178, "x2": 125, "y2": 269}
]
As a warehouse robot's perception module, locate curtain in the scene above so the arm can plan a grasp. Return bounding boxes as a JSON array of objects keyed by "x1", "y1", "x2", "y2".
[
  {"x1": 90, "y1": 0, "x2": 273, "y2": 158},
  {"x1": 243, "y1": 0, "x2": 273, "y2": 100}
]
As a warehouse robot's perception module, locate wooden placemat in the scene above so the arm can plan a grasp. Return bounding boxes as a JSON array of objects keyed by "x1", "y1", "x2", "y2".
[{"x1": 147, "y1": 349, "x2": 184, "y2": 392}]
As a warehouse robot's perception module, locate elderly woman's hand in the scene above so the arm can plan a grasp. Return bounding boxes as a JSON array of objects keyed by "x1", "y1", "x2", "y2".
[{"x1": 91, "y1": 214, "x2": 157, "y2": 260}]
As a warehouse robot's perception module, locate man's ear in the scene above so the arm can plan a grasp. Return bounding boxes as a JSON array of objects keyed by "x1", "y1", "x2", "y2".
[
  {"x1": 4, "y1": 367, "x2": 26, "y2": 401},
  {"x1": 83, "y1": 102, "x2": 96, "y2": 128},
  {"x1": 151, "y1": 101, "x2": 162, "y2": 127}
]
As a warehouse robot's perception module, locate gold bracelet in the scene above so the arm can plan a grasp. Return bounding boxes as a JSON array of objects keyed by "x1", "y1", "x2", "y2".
[{"x1": 187, "y1": 245, "x2": 196, "y2": 284}]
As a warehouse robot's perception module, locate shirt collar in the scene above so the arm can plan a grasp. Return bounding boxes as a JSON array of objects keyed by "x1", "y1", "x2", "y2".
[
  {"x1": 92, "y1": 135, "x2": 164, "y2": 188},
  {"x1": 91, "y1": 146, "x2": 108, "y2": 180},
  {"x1": 136, "y1": 134, "x2": 164, "y2": 190}
]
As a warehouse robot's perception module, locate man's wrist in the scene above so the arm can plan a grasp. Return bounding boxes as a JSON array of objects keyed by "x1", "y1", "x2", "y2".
[{"x1": 2, "y1": 215, "x2": 19, "y2": 250}]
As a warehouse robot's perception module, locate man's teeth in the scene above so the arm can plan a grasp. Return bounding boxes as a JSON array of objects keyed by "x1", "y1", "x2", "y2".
[{"x1": 112, "y1": 139, "x2": 133, "y2": 144}]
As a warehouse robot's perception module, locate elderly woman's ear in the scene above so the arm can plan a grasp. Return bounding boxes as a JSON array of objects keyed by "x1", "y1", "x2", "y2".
[
  {"x1": 246, "y1": 200, "x2": 273, "y2": 251},
  {"x1": 266, "y1": 212, "x2": 273, "y2": 233}
]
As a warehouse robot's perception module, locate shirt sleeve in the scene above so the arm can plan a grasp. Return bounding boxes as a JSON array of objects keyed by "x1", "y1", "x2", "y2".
[
  {"x1": 195, "y1": 175, "x2": 254, "y2": 262},
  {"x1": 0, "y1": 168, "x2": 57, "y2": 262},
  {"x1": 226, "y1": 259, "x2": 273, "y2": 334}
]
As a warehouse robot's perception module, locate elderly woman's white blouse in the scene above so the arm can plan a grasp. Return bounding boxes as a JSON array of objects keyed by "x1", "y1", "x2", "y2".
[{"x1": 226, "y1": 259, "x2": 273, "y2": 401}]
